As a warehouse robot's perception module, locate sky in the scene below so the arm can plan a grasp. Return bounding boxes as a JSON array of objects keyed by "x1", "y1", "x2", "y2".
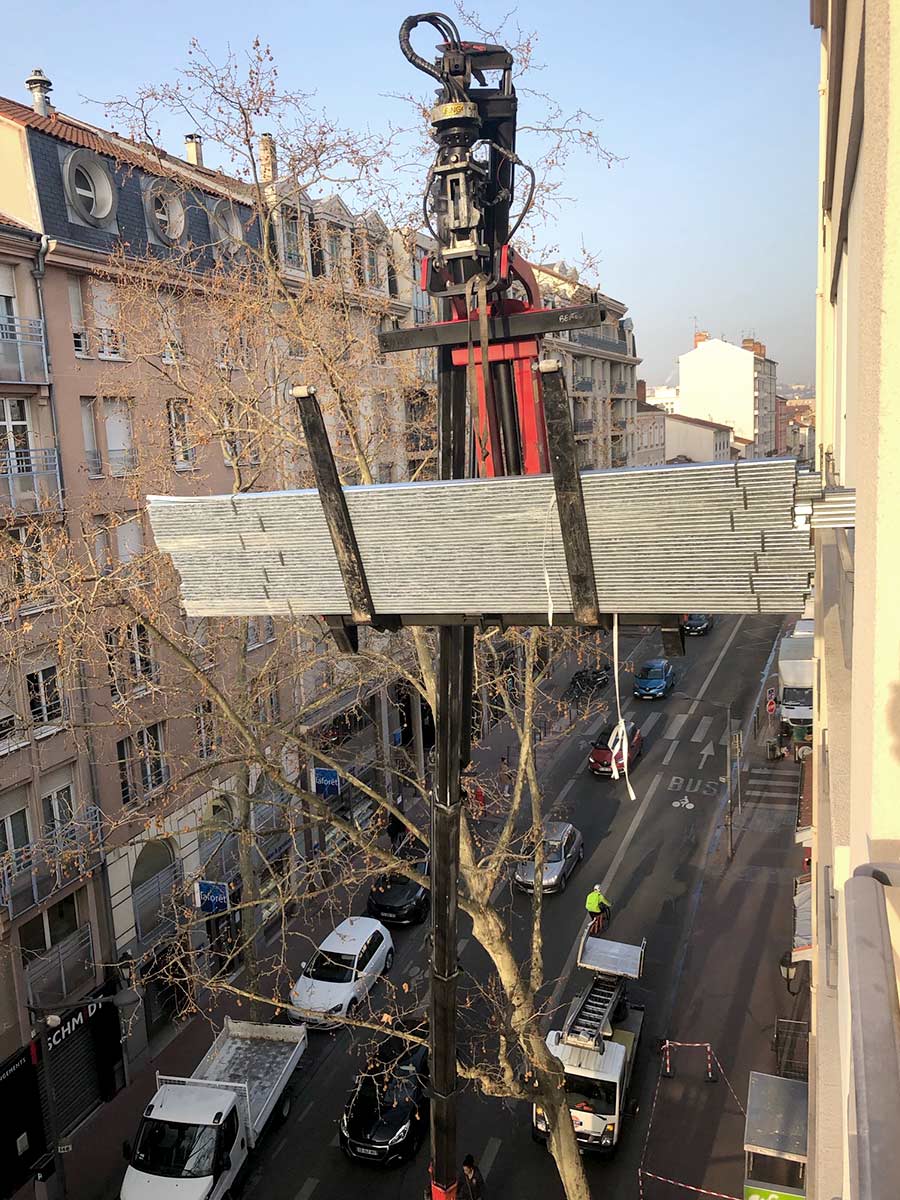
[{"x1": 4, "y1": 1, "x2": 820, "y2": 386}]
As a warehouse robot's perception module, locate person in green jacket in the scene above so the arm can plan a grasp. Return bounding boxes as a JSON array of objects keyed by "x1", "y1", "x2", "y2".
[{"x1": 585, "y1": 884, "x2": 612, "y2": 933}]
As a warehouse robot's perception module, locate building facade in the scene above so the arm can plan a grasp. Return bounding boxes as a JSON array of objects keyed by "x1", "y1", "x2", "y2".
[
  {"x1": 676, "y1": 331, "x2": 778, "y2": 457},
  {"x1": 634, "y1": 397, "x2": 666, "y2": 466},
  {"x1": 664, "y1": 411, "x2": 732, "y2": 463},
  {"x1": 806, "y1": 1, "x2": 900, "y2": 1197}
]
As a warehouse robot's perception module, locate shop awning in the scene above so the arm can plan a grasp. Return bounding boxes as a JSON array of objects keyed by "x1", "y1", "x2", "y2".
[{"x1": 744, "y1": 1071, "x2": 808, "y2": 1163}]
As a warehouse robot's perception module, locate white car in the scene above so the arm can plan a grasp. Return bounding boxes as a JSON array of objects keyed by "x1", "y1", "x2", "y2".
[{"x1": 290, "y1": 916, "x2": 394, "y2": 1028}]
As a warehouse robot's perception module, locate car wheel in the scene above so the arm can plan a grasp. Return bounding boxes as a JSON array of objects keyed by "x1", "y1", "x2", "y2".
[
  {"x1": 277, "y1": 1089, "x2": 293, "y2": 1124},
  {"x1": 559, "y1": 872, "x2": 567, "y2": 893},
  {"x1": 383, "y1": 948, "x2": 394, "y2": 974},
  {"x1": 578, "y1": 845, "x2": 584, "y2": 861}
]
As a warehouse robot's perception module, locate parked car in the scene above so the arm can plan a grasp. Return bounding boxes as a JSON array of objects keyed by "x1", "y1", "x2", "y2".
[
  {"x1": 367, "y1": 847, "x2": 430, "y2": 925},
  {"x1": 339, "y1": 1032, "x2": 429, "y2": 1164},
  {"x1": 680, "y1": 614, "x2": 714, "y2": 636},
  {"x1": 290, "y1": 917, "x2": 393, "y2": 1028},
  {"x1": 633, "y1": 657, "x2": 675, "y2": 699},
  {"x1": 588, "y1": 721, "x2": 644, "y2": 776},
  {"x1": 565, "y1": 667, "x2": 610, "y2": 702},
  {"x1": 514, "y1": 820, "x2": 584, "y2": 893}
]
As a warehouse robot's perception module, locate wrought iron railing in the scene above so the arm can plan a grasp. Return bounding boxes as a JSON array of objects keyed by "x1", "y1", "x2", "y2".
[
  {"x1": 573, "y1": 377, "x2": 594, "y2": 393},
  {"x1": 574, "y1": 418, "x2": 595, "y2": 435},
  {"x1": 107, "y1": 447, "x2": 137, "y2": 475},
  {"x1": 24, "y1": 923, "x2": 96, "y2": 1007},
  {"x1": 0, "y1": 446, "x2": 62, "y2": 511},
  {"x1": 611, "y1": 381, "x2": 628, "y2": 395},
  {"x1": 0, "y1": 316, "x2": 48, "y2": 383},
  {"x1": 0, "y1": 807, "x2": 103, "y2": 919},
  {"x1": 133, "y1": 860, "x2": 183, "y2": 950}
]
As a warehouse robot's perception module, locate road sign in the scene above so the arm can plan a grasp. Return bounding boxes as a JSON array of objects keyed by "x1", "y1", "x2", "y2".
[
  {"x1": 766, "y1": 699, "x2": 777, "y2": 715},
  {"x1": 766, "y1": 687, "x2": 777, "y2": 703},
  {"x1": 194, "y1": 880, "x2": 229, "y2": 914},
  {"x1": 731, "y1": 730, "x2": 743, "y2": 758}
]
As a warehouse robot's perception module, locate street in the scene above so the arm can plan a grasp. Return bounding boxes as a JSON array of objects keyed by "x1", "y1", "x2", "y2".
[{"x1": 239, "y1": 614, "x2": 783, "y2": 1200}]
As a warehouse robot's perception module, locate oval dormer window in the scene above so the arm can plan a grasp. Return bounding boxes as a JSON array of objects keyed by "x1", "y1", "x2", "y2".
[
  {"x1": 146, "y1": 180, "x2": 186, "y2": 246},
  {"x1": 209, "y1": 198, "x2": 244, "y2": 258},
  {"x1": 63, "y1": 149, "x2": 117, "y2": 227}
]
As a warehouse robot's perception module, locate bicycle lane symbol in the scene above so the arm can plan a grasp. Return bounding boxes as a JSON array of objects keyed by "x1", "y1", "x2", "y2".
[{"x1": 672, "y1": 796, "x2": 695, "y2": 810}]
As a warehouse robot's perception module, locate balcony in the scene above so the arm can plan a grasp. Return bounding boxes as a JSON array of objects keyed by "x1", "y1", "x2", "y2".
[
  {"x1": 573, "y1": 377, "x2": 594, "y2": 393},
  {"x1": 24, "y1": 923, "x2": 96, "y2": 1007},
  {"x1": 107, "y1": 448, "x2": 138, "y2": 476},
  {"x1": 133, "y1": 860, "x2": 183, "y2": 951},
  {"x1": 611, "y1": 381, "x2": 628, "y2": 395},
  {"x1": 0, "y1": 807, "x2": 103, "y2": 919},
  {"x1": 0, "y1": 316, "x2": 48, "y2": 384},
  {"x1": 612, "y1": 419, "x2": 627, "y2": 433},
  {"x1": 569, "y1": 330, "x2": 628, "y2": 355},
  {"x1": 574, "y1": 418, "x2": 595, "y2": 436},
  {"x1": 0, "y1": 446, "x2": 62, "y2": 513}
]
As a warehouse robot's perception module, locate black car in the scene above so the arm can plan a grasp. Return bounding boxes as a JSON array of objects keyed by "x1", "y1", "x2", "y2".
[
  {"x1": 339, "y1": 1037, "x2": 429, "y2": 1164},
  {"x1": 565, "y1": 667, "x2": 610, "y2": 702},
  {"x1": 680, "y1": 614, "x2": 713, "y2": 636},
  {"x1": 367, "y1": 851, "x2": 430, "y2": 925}
]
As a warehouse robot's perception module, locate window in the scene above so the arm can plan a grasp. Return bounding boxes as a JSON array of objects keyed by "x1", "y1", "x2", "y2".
[
  {"x1": 114, "y1": 516, "x2": 143, "y2": 563},
  {"x1": 283, "y1": 207, "x2": 303, "y2": 267},
  {"x1": 326, "y1": 226, "x2": 343, "y2": 274},
  {"x1": 222, "y1": 400, "x2": 260, "y2": 467},
  {"x1": 68, "y1": 276, "x2": 89, "y2": 355},
  {"x1": 209, "y1": 200, "x2": 243, "y2": 257},
  {"x1": 106, "y1": 621, "x2": 156, "y2": 698},
  {"x1": 195, "y1": 699, "x2": 216, "y2": 759},
  {"x1": 20, "y1": 893, "x2": 79, "y2": 963},
  {"x1": 26, "y1": 664, "x2": 62, "y2": 730},
  {"x1": 146, "y1": 182, "x2": 186, "y2": 246},
  {"x1": 63, "y1": 150, "x2": 117, "y2": 226},
  {"x1": 41, "y1": 784, "x2": 74, "y2": 840},
  {"x1": 80, "y1": 397, "x2": 101, "y2": 475},
  {"x1": 246, "y1": 616, "x2": 261, "y2": 649},
  {"x1": 93, "y1": 523, "x2": 112, "y2": 575},
  {"x1": 6, "y1": 526, "x2": 45, "y2": 591},
  {"x1": 413, "y1": 249, "x2": 431, "y2": 326},
  {"x1": 263, "y1": 616, "x2": 276, "y2": 643},
  {"x1": 103, "y1": 398, "x2": 135, "y2": 473},
  {"x1": 93, "y1": 282, "x2": 125, "y2": 359},
  {"x1": 167, "y1": 399, "x2": 194, "y2": 468},
  {"x1": 309, "y1": 215, "x2": 325, "y2": 277},
  {"x1": 0, "y1": 806, "x2": 30, "y2": 864},
  {"x1": 254, "y1": 673, "x2": 280, "y2": 723},
  {"x1": 117, "y1": 722, "x2": 168, "y2": 805},
  {"x1": 365, "y1": 245, "x2": 379, "y2": 287},
  {"x1": 186, "y1": 615, "x2": 210, "y2": 660}
]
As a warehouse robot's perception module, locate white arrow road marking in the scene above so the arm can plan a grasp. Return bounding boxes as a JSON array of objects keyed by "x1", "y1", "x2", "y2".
[
  {"x1": 698, "y1": 741, "x2": 716, "y2": 770},
  {"x1": 691, "y1": 715, "x2": 713, "y2": 743}
]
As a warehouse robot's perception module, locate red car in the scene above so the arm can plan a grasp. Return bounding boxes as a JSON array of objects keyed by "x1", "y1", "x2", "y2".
[{"x1": 588, "y1": 721, "x2": 643, "y2": 776}]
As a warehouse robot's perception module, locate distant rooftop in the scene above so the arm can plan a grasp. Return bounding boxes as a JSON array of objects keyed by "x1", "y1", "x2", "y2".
[{"x1": 665, "y1": 411, "x2": 733, "y2": 434}]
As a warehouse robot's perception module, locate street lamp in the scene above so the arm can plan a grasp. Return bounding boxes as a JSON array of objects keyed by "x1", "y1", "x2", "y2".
[
  {"x1": 779, "y1": 950, "x2": 802, "y2": 996},
  {"x1": 672, "y1": 692, "x2": 735, "y2": 860},
  {"x1": 29, "y1": 988, "x2": 142, "y2": 1200}
]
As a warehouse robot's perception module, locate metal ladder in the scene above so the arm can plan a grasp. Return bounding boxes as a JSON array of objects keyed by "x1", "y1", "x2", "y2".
[{"x1": 563, "y1": 975, "x2": 624, "y2": 1048}]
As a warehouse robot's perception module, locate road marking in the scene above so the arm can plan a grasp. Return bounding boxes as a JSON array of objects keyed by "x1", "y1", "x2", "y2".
[
  {"x1": 664, "y1": 714, "x2": 688, "y2": 740},
  {"x1": 273, "y1": 1134, "x2": 290, "y2": 1158},
  {"x1": 751, "y1": 767, "x2": 801, "y2": 777},
  {"x1": 687, "y1": 615, "x2": 746, "y2": 711},
  {"x1": 640, "y1": 711, "x2": 662, "y2": 735},
  {"x1": 294, "y1": 1181, "x2": 319, "y2": 1200},
  {"x1": 697, "y1": 741, "x2": 716, "y2": 770},
  {"x1": 545, "y1": 772, "x2": 662, "y2": 1018},
  {"x1": 457, "y1": 937, "x2": 469, "y2": 957},
  {"x1": 480, "y1": 1136, "x2": 502, "y2": 1179},
  {"x1": 663, "y1": 741, "x2": 679, "y2": 765},
  {"x1": 672, "y1": 797, "x2": 695, "y2": 810},
  {"x1": 746, "y1": 787, "x2": 799, "y2": 798},
  {"x1": 555, "y1": 775, "x2": 580, "y2": 807},
  {"x1": 691, "y1": 716, "x2": 713, "y2": 743},
  {"x1": 719, "y1": 728, "x2": 729, "y2": 746},
  {"x1": 329, "y1": 1132, "x2": 339, "y2": 1147}
]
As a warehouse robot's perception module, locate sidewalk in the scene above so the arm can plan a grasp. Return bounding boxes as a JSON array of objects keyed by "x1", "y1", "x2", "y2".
[{"x1": 638, "y1": 726, "x2": 810, "y2": 1198}]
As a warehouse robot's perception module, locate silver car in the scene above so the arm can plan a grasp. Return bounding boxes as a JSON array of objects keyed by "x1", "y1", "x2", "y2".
[{"x1": 514, "y1": 820, "x2": 584, "y2": 894}]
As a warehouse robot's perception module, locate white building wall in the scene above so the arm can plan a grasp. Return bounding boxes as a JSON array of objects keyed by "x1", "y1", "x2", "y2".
[
  {"x1": 664, "y1": 415, "x2": 730, "y2": 462},
  {"x1": 676, "y1": 339, "x2": 756, "y2": 442}
]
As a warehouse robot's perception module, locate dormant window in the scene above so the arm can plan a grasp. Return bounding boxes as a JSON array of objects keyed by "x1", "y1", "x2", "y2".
[
  {"x1": 92, "y1": 281, "x2": 125, "y2": 359},
  {"x1": 68, "y1": 276, "x2": 89, "y2": 355},
  {"x1": 195, "y1": 700, "x2": 216, "y2": 759},
  {"x1": 102, "y1": 399, "x2": 135, "y2": 474},
  {"x1": 117, "y1": 722, "x2": 167, "y2": 805},
  {"x1": 167, "y1": 398, "x2": 194, "y2": 468},
  {"x1": 105, "y1": 621, "x2": 156, "y2": 698},
  {"x1": 26, "y1": 664, "x2": 62, "y2": 731}
]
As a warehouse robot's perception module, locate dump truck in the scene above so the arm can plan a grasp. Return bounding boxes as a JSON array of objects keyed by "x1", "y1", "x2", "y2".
[
  {"x1": 777, "y1": 635, "x2": 814, "y2": 730},
  {"x1": 121, "y1": 1018, "x2": 307, "y2": 1199},
  {"x1": 534, "y1": 933, "x2": 645, "y2": 1154}
]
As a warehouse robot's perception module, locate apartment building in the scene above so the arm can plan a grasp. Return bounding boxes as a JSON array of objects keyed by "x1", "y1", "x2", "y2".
[
  {"x1": 0, "y1": 69, "x2": 425, "y2": 1161},
  {"x1": 806, "y1": 2, "x2": 900, "y2": 1197},
  {"x1": 676, "y1": 330, "x2": 779, "y2": 457},
  {"x1": 536, "y1": 262, "x2": 641, "y2": 470},
  {"x1": 634, "y1": 397, "x2": 666, "y2": 467},
  {"x1": 664, "y1": 411, "x2": 733, "y2": 464}
]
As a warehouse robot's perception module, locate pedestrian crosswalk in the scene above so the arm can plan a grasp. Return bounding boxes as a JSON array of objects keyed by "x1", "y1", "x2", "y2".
[
  {"x1": 746, "y1": 764, "x2": 802, "y2": 800},
  {"x1": 691, "y1": 715, "x2": 713, "y2": 743}
]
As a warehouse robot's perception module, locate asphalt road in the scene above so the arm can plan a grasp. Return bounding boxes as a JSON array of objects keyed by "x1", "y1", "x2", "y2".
[{"x1": 242, "y1": 614, "x2": 782, "y2": 1200}]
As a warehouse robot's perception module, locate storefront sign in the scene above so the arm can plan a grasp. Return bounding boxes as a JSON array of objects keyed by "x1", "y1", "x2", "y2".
[
  {"x1": 745, "y1": 1184, "x2": 805, "y2": 1200},
  {"x1": 314, "y1": 767, "x2": 340, "y2": 798},
  {"x1": 194, "y1": 879, "x2": 230, "y2": 914}
]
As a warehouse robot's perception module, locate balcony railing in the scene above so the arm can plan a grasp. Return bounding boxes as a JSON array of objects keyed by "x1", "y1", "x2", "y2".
[
  {"x1": 0, "y1": 316, "x2": 48, "y2": 384},
  {"x1": 570, "y1": 331, "x2": 628, "y2": 355},
  {"x1": 574, "y1": 418, "x2": 595, "y2": 435},
  {"x1": 612, "y1": 418, "x2": 627, "y2": 433},
  {"x1": 0, "y1": 446, "x2": 62, "y2": 512},
  {"x1": 85, "y1": 450, "x2": 103, "y2": 476},
  {"x1": 611, "y1": 381, "x2": 628, "y2": 395},
  {"x1": 24, "y1": 923, "x2": 96, "y2": 1008},
  {"x1": 573, "y1": 377, "x2": 594, "y2": 393},
  {"x1": 107, "y1": 447, "x2": 137, "y2": 476},
  {"x1": 0, "y1": 807, "x2": 104, "y2": 919},
  {"x1": 133, "y1": 860, "x2": 183, "y2": 950}
]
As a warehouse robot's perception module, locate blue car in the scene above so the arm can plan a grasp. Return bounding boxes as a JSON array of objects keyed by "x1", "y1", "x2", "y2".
[{"x1": 633, "y1": 657, "x2": 675, "y2": 699}]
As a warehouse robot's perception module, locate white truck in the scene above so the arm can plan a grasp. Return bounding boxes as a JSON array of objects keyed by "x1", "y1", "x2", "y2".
[
  {"x1": 121, "y1": 1018, "x2": 307, "y2": 1200},
  {"x1": 534, "y1": 933, "x2": 645, "y2": 1154},
  {"x1": 777, "y1": 635, "x2": 814, "y2": 730}
]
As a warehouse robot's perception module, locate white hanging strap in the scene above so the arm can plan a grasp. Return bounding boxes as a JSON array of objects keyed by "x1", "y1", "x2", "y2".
[
  {"x1": 608, "y1": 613, "x2": 637, "y2": 801},
  {"x1": 541, "y1": 492, "x2": 558, "y2": 627}
]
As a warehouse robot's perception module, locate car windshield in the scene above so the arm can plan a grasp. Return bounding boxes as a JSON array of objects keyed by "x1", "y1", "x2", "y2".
[
  {"x1": 305, "y1": 949, "x2": 356, "y2": 984},
  {"x1": 564, "y1": 1074, "x2": 618, "y2": 1114},
  {"x1": 544, "y1": 840, "x2": 564, "y2": 863},
  {"x1": 131, "y1": 1117, "x2": 219, "y2": 1179},
  {"x1": 595, "y1": 724, "x2": 615, "y2": 746},
  {"x1": 783, "y1": 687, "x2": 813, "y2": 705},
  {"x1": 639, "y1": 666, "x2": 665, "y2": 680},
  {"x1": 687, "y1": 614, "x2": 706, "y2": 622}
]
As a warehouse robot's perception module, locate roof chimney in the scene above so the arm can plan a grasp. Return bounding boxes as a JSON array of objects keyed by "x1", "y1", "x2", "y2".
[
  {"x1": 25, "y1": 68, "x2": 53, "y2": 117},
  {"x1": 259, "y1": 133, "x2": 277, "y2": 184},
  {"x1": 184, "y1": 133, "x2": 204, "y2": 167},
  {"x1": 694, "y1": 329, "x2": 710, "y2": 348}
]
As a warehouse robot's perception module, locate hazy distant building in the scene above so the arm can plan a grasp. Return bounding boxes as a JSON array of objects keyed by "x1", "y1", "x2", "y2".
[
  {"x1": 634, "y1": 397, "x2": 666, "y2": 466},
  {"x1": 646, "y1": 384, "x2": 678, "y2": 413},
  {"x1": 676, "y1": 331, "x2": 778, "y2": 457},
  {"x1": 665, "y1": 411, "x2": 732, "y2": 463}
]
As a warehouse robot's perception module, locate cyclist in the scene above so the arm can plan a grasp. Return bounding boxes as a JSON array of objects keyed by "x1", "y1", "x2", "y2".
[{"x1": 585, "y1": 884, "x2": 612, "y2": 935}]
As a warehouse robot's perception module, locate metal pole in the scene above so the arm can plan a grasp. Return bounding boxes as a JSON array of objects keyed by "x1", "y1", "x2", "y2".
[
  {"x1": 726, "y1": 702, "x2": 733, "y2": 860},
  {"x1": 35, "y1": 1017, "x2": 66, "y2": 1200}
]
